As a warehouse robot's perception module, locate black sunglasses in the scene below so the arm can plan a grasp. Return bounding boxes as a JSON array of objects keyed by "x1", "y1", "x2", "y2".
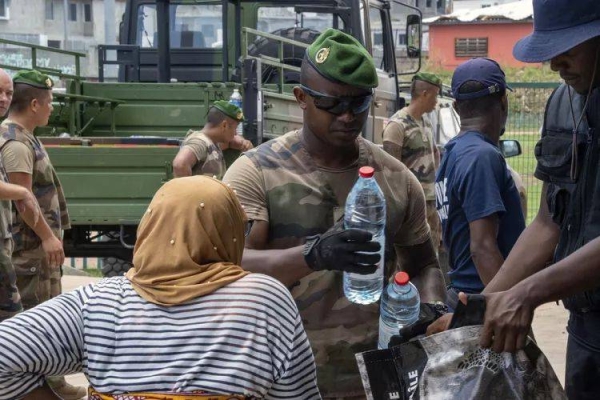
[
  {"x1": 244, "y1": 220, "x2": 254, "y2": 237},
  {"x1": 300, "y1": 85, "x2": 373, "y2": 116}
]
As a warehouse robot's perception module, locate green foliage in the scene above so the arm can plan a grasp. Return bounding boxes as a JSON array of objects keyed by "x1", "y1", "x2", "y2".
[{"x1": 421, "y1": 60, "x2": 561, "y2": 85}]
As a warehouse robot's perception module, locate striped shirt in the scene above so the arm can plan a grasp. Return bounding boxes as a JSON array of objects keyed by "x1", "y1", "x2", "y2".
[{"x1": 0, "y1": 274, "x2": 321, "y2": 399}]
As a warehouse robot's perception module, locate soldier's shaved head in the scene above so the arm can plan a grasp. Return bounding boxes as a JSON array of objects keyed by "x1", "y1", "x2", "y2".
[{"x1": 410, "y1": 79, "x2": 437, "y2": 99}]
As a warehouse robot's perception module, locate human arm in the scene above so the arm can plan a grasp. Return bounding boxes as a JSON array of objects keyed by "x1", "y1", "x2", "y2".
[
  {"x1": 224, "y1": 156, "x2": 379, "y2": 287},
  {"x1": 0, "y1": 290, "x2": 86, "y2": 399},
  {"x1": 395, "y1": 172, "x2": 445, "y2": 303},
  {"x1": 220, "y1": 136, "x2": 254, "y2": 152},
  {"x1": 172, "y1": 147, "x2": 200, "y2": 178},
  {"x1": 469, "y1": 215, "x2": 504, "y2": 286},
  {"x1": 483, "y1": 183, "x2": 559, "y2": 293},
  {"x1": 266, "y1": 279, "x2": 321, "y2": 399},
  {"x1": 382, "y1": 121, "x2": 406, "y2": 162},
  {"x1": 0, "y1": 181, "x2": 40, "y2": 225},
  {"x1": 7, "y1": 172, "x2": 64, "y2": 268}
]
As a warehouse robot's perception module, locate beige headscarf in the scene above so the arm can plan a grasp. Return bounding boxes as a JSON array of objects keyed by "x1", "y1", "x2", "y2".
[{"x1": 126, "y1": 176, "x2": 249, "y2": 306}]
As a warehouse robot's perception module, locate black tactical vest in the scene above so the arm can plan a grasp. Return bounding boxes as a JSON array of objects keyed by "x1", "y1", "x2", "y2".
[{"x1": 535, "y1": 84, "x2": 600, "y2": 313}]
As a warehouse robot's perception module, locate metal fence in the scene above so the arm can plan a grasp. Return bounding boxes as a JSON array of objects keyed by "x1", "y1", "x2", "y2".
[{"x1": 503, "y1": 82, "x2": 560, "y2": 224}]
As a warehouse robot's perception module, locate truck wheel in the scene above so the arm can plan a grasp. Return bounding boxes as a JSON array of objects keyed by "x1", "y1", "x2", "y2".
[
  {"x1": 101, "y1": 257, "x2": 132, "y2": 277},
  {"x1": 232, "y1": 27, "x2": 321, "y2": 84}
]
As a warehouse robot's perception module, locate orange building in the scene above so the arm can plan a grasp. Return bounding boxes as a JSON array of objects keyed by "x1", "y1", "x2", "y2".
[{"x1": 425, "y1": 2, "x2": 538, "y2": 70}]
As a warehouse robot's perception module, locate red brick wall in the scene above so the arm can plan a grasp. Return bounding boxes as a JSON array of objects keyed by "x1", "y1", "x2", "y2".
[{"x1": 428, "y1": 22, "x2": 538, "y2": 70}]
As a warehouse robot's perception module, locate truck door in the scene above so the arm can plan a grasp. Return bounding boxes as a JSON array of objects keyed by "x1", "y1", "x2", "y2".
[{"x1": 362, "y1": 0, "x2": 398, "y2": 144}]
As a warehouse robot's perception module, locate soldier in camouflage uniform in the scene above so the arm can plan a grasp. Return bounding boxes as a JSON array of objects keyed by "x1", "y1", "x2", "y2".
[
  {"x1": 224, "y1": 29, "x2": 446, "y2": 399},
  {"x1": 0, "y1": 70, "x2": 85, "y2": 399},
  {"x1": 173, "y1": 100, "x2": 252, "y2": 179},
  {"x1": 0, "y1": 68, "x2": 42, "y2": 323},
  {"x1": 383, "y1": 72, "x2": 442, "y2": 251}
]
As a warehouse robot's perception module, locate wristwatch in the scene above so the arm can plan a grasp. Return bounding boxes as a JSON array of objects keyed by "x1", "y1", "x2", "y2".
[
  {"x1": 424, "y1": 301, "x2": 449, "y2": 319},
  {"x1": 302, "y1": 235, "x2": 321, "y2": 257}
]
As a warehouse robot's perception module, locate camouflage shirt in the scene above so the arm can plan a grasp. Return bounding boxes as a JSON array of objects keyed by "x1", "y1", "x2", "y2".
[
  {"x1": 223, "y1": 130, "x2": 430, "y2": 397},
  {"x1": 0, "y1": 121, "x2": 70, "y2": 255},
  {"x1": 383, "y1": 107, "x2": 437, "y2": 201},
  {"x1": 181, "y1": 130, "x2": 226, "y2": 180}
]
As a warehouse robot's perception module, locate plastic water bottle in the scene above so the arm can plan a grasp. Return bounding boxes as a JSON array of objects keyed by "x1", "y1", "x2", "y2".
[
  {"x1": 343, "y1": 166, "x2": 386, "y2": 305},
  {"x1": 229, "y1": 89, "x2": 244, "y2": 136},
  {"x1": 378, "y1": 272, "x2": 420, "y2": 349}
]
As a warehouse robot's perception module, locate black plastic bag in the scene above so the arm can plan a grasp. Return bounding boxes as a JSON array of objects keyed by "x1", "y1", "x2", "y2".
[{"x1": 355, "y1": 296, "x2": 566, "y2": 400}]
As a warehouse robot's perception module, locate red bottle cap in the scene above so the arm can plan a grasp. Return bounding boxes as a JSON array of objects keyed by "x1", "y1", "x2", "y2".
[
  {"x1": 359, "y1": 166, "x2": 375, "y2": 178},
  {"x1": 394, "y1": 271, "x2": 410, "y2": 285}
]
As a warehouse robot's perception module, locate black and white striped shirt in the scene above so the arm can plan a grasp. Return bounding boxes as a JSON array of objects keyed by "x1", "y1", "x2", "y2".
[{"x1": 0, "y1": 274, "x2": 321, "y2": 399}]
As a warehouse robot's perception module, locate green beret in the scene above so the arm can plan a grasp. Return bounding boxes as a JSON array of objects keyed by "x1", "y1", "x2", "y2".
[
  {"x1": 13, "y1": 70, "x2": 54, "y2": 90},
  {"x1": 212, "y1": 100, "x2": 244, "y2": 122},
  {"x1": 306, "y1": 28, "x2": 378, "y2": 89},
  {"x1": 413, "y1": 72, "x2": 442, "y2": 89}
]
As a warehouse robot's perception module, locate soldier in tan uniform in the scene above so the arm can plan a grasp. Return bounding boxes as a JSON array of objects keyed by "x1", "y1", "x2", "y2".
[
  {"x1": 224, "y1": 29, "x2": 446, "y2": 399},
  {"x1": 0, "y1": 70, "x2": 85, "y2": 399},
  {"x1": 172, "y1": 100, "x2": 252, "y2": 179},
  {"x1": 0, "y1": 68, "x2": 41, "y2": 322},
  {"x1": 383, "y1": 72, "x2": 442, "y2": 250}
]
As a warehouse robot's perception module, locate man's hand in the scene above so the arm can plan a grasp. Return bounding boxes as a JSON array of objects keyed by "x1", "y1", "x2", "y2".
[
  {"x1": 228, "y1": 136, "x2": 254, "y2": 152},
  {"x1": 304, "y1": 221, "x2": 380, "y2": 274},
  {"x1": 426, "y1": 313, "x2": 453, "y2": 336},
  {"x1": 481, "y1": 288, "x2": 535, "y2": 353},
  {"x1": 41, "y1": 235, "x2": 65, "y2": 270},
  {"x1": 15, "y1": 190, "x2": 40, "y2": 226}
]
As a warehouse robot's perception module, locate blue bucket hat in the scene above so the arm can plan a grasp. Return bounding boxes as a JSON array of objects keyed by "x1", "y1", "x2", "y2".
[
  {"x1": 451, "y1": 58, "x2": 511, "y2": 100},
  {"x1": 513, "y1": 0, "x2": 600, "y2": 63}
]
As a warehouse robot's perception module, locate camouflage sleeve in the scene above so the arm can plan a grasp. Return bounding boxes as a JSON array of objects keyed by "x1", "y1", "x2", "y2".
[
  {"x1": 382, "y1": 122, "x2": 406, "y2": 154},
  {"x1": 0, "y1": 141, "x2": 34, "y2": 174},
  {"x1": 222, "y1": 155, "x2": 269, "y2": 222},
  {"x1": 181, "y1": 136, "x2": 208, "y2": 164},
  {"x1": 394, "y1": 171, "x2": 431, "y2": 247}
]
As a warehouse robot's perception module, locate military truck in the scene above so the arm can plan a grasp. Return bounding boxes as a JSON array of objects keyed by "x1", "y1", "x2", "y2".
[{"x1": 0, "y1": 0, "x2": 426, "y2": 276}]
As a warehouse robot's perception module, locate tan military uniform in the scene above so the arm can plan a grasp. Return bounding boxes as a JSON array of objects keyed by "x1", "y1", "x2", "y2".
[
  {"x1": 224, "y1": 130, "x2": 430, "y2": 398},
  {"x1": 0, "y1": 163, "x2": 21, "y2": 321},
  {"x1": 383, "y1": 107, "x2": 441, "y2": 248},
  {"x1": 0, "y1": 120, "x2": 70, "y2": 310},
  {"x1": 181, "y1": 130, "x2": 226, "y2": 179}
]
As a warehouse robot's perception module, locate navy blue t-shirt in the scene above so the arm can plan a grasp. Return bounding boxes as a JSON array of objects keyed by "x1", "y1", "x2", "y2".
[{"x1": 435, "y1": 132, "x2": 525, "y2": 294}]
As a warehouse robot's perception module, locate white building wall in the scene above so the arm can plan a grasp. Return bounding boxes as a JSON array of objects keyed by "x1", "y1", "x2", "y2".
[{"x1": 0, "y1": 0, "x2": 126, "y2": 78}]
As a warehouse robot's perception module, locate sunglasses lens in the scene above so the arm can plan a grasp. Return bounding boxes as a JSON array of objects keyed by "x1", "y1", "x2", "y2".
[{"x1": 318, "y1": 96, "x2": 372, "y2": 115}]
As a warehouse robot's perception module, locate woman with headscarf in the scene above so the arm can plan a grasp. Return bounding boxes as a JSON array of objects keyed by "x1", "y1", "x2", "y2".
[{"x1": 0, "y1": 176, "x2": 321, "y2": 400}]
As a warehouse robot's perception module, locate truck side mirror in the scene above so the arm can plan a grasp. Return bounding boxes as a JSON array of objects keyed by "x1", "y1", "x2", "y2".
[
  {"x1": 500, "y1": 140, "x2": 522, "y2": 158},
  {"x1": 406, "y1": 14, "x2": 421, "y2": 59}
]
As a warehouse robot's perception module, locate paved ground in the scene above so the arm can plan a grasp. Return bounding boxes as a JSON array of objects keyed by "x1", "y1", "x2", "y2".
[{"x1": 61, "y1": 275, "x2": 570, "y2": 390}]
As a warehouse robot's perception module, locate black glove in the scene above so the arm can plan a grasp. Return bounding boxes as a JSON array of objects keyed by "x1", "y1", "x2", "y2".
[
  {"x1": 388, "y1": 303, "x2": 448, "y2": 347},
  {"x1": 303, "y1": 219, "x2": 381, "y2": 274}
]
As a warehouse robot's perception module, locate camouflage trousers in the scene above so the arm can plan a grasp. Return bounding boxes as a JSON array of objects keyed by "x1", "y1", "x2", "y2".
[
  {"x1": 14, "y1": 249, "x2": 62, "y2": 311},
  {"x1": 0, "y1": 238, "x2": 22, "y2": 322},
  {"x1": 426, "y1": 200, "x2": 442, "y2": 252}
]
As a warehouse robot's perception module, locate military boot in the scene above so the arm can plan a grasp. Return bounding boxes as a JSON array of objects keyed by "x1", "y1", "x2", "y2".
[{"x1": 46, "y1": 376, "x2": 87, "y2": 400}]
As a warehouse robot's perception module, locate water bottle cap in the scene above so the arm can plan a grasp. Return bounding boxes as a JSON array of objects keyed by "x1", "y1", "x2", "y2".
[
  {"x1": 394, "y1": 271, "x2": 410, "y2": 285},
  {"x1": 359, "y1": 166, "x2": 375, "y2": 178}
]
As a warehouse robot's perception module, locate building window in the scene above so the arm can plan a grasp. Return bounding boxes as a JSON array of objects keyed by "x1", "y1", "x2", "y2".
[
  {"x1": 426, "y1": 0, "x2": 432, "y2": 7},
  {"x1": 46, "y1": 0, "x2": 54, "y2": 20},
  {"x1": 47, "y1": 40, "x2": 61, "y2": 49},
  {"x1": 69, "y1": 2, "x2": 77, "y2": 21},
  {"x1": 415, "y1": 0, "x2": 420, "y2": 7},
  {"x1": 0, "y1": 0, "x2": 9, "y2": 19},
  {"x1": 455, "y1": 37, "x2": 488, "y2": 58},
  {"x1": 84, "y1": 3, "x2": 92, "y2": 22}
]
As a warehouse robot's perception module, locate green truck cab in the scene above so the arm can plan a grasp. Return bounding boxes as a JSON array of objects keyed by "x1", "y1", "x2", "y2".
[{"x1": 4, "y1": 0, "x2": 426, "y2": 275}]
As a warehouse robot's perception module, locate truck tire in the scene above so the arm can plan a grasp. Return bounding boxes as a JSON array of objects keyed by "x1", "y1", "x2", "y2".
[
  {"x1": 232, "y1": 27, "x2": 321, "y2": 84},
  {"x1": 101, "y1": 257, "x2": 132, "y2": 277}
]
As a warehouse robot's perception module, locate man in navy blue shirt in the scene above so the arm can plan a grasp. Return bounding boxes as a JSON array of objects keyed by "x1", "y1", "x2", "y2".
[{"x1": 435, "y1": 58, "x2": 525, "y2": 309}]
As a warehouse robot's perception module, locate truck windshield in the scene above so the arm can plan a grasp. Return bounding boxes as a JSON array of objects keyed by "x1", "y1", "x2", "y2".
[
  {"x1": 136, "y1": 4, "x2": 223, "y2": 49},
  {"x1": 256, "y1": 6, "x2": 345, "y2": 33}
]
